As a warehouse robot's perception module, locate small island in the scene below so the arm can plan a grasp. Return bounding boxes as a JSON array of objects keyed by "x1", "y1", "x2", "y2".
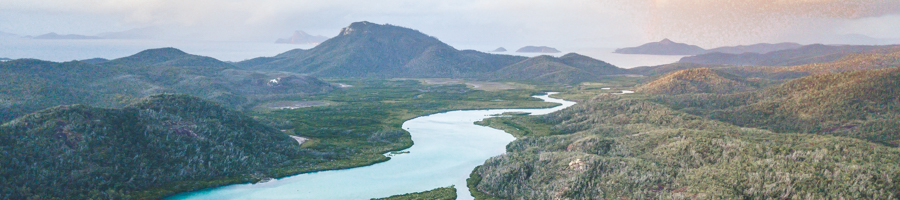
[
  {"x1": 492, "y1": 47, "x2": 507, "y2": 52},
  {"x1": 516, "y1": 46, "x2": 561, "y2": 53}
]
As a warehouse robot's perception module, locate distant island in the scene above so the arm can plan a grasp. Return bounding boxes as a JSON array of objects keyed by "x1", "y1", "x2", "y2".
[
  {"x1": 516, "y1": 46, "x2": 561, "y2": 53},
  {"x1": 275, "y1": 30, "x2": 329, "y2": 45},
  {"x1": 32, "y1": 32, "x2": 101, "y2": 40},
  {"x1": 616, "y1": 39, "x2": 804, "y2": 55},
  {"x1": 0, "y1": 58, "x2": 11, "y2": 62},
  {"x1": 492, "y1": 47, "x2": 507, "y2": 52},
  {"x1": 614, "y1": 38, "x2": 705, "y2": 55}
]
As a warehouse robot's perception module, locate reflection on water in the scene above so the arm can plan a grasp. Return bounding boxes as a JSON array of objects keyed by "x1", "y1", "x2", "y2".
[{"x1": 166, "y1": 93, "x2": 575, "y2": 200}]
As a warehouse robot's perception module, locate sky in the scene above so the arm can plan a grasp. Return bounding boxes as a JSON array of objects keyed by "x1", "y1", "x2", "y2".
[{"x1": 1, "y1": 0, "x2": 899, "y2": 49}]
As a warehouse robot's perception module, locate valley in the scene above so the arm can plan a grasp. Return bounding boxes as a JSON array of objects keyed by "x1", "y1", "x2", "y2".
[{"x1": 1, "y1": 20, "x2": 899, "y2": 200}]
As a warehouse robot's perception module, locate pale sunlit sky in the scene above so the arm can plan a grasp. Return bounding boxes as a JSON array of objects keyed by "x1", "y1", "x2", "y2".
[{"x1": 1, "y1": 0, "x2": 899, "y2": 49}]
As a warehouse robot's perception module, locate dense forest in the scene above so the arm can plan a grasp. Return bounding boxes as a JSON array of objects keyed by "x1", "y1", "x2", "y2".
[
  {"x1": 0, "y1": 94, "x2": 306, "y2": 199},
  {"x1": 469, "y1": 51, "x2": 900, "y2": 199},
  {"x1": 0, "y1": 48, "x2": 336, "y2": 123}
]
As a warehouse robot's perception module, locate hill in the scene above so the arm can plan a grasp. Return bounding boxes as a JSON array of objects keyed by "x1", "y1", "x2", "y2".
[
  {"x1": 470, "y1": 69, "x2": 900, "y2": 198},
  {"x1": 679, "y1": 44, "x2": 898, "y2": 66},
  {"x1": 236, "y1": 21, "x2": 527, "y2": 78},
  {"x1": 0, "y1": 48, "x2": 336, "y2": 123},
  {"x1": 614, "y1": 39, "x2": 706, "y2": 55},
  {"x1": 493, "y1": 53, "x2": 625, "y2": 84},
  {"x1": 0, "y1": 94, "x2": 303, "y2": 199},
  {"x1": 637, "y1": 68, "x2": 758, "y2": 95},
  {"x1": 706, "y1": 42, "x2": 802, "y2": 54},
  {"x1": 275, "y1": 30, "x2": 329, "y2": 45},
  {"x1": 472, "y1": 93, "x2": 900, "y2": 199},
  {"x1": 516, "y1": 46, "x2": 561, "y2": 53}
]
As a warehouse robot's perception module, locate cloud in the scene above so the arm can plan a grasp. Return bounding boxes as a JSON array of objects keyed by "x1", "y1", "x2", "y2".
[{"x1": 0, "y1": 0, "x2": 897, "y2": 47}]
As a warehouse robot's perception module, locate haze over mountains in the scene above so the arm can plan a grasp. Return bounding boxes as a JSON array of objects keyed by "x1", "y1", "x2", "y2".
[
  {"x1": 275, "y1": 30, "x2": 329, "y2": 45},
  {"x1": 616, "y1": 39, "x2": 804, "y2": 55},
  {"x1": 237, "y1": 21, "x2": 627, "y2": 84}
]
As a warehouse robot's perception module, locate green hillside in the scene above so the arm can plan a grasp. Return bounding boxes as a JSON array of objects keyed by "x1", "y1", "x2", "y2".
[
  {"x1": 492, "y1": 53, "x2": 624, "y2": 84},
  {"x1": 471, "y1": 92, "x2": 900, "y2": 199},
  {"x1": 637, "y1": 68, "x2": 759, "y2": 95},
  {"x1": 667, "y1": 67, "x2": 900, "y2": 146},
  {"x1": 236, "y1": 21, "x2": 526, "y2": 78},
  {"x1": 236, "y1": 22, "x2": 627, "y2": 83},
  {"x1": 0, "y1": 49, "x2": 336, "y2": 123},
  {"x1": 0, "y1": 94, "x2": 305, "y2": 199}
]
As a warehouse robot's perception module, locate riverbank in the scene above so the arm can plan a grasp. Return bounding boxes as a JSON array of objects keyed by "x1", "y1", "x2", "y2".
[{"x1": 167, "y1": 93, "x2": 574, "y2": 200}]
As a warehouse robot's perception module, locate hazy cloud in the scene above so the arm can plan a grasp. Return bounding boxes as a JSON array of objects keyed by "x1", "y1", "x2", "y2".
[{"x1": 0, "y1": 0, "x2": 898, "y2": 48}]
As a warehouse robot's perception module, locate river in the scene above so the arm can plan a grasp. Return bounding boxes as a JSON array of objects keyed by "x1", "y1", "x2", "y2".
[{"x1": 167, "y1": 93, "x2": 576, "y2": 200}]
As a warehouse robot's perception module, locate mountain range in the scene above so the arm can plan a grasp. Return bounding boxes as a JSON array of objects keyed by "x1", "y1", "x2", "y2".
[
  {"x1": 616, "y1": 39, "x2": 803, "y2": 55},
  {"x1": 237, "y1": 21, "x2": 625, "y2": 84},
  {"x1": 0, "y1": 48, "x2": 336, "y2": 123},
  {"x1": 679, "y1": 44, "x2": 899, "y2": 66}
]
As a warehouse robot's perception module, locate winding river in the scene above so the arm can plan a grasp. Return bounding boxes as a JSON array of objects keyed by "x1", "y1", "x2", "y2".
[{"x1": 168, "y1": 93, "x2": 576, "y2": 200}]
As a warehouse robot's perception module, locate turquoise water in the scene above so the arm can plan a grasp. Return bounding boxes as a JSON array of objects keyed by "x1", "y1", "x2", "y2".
[{"x1": 166, "y1": 93, "x2": 575, "y2": 200}]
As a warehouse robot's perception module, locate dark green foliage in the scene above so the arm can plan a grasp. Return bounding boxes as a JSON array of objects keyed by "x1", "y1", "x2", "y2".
[
  {"x1": 472, "y1": 93, "x2": 900, "y2": 199},
  {"x1": 493, "y1": 54, "x2": 625, "y2": 85},
  {"x1": 0, "y1": 49, "x2": 336, "y2": 123},
  {"x1": 0, "y1": 94, "x2": 304, "y2": 199},
  {"x1": 657, "y1": 67, "x2": 900, "y2": 146},
  {"x1": 371, "y1": 186, "x2": 457, "y2": 200}
]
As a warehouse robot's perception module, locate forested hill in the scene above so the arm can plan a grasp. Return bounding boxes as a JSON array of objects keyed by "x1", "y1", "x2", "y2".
[
  {"x1": 471, "y1": 67, "x2": 900, "y2": 199},
  {"x1": 637, "y1": 68, "x2": 758, "y2": 95},
  {"x1": 0, "y1": 94, "x2": 304, "y2": 199},
  {"x1": 236, "y1": 21, "x2": 628, "y2": 83},
  {"x1": 492, "y1": 53, "x2": 626, "y2": 84},
  {"x1": 653, "y1": 67, "x2": 900, "y2": 146},
  {"x1": 0, "y1": 49, "x2": 336, "y2": 123}
]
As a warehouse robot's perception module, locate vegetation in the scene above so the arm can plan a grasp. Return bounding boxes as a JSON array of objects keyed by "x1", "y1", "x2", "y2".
[
  {"x1": 470, "y1": 66, "x2": 900, "y2": 199},
  {"x1": 371, "y1": 186, "x2": 456, "y2": 200},
  {"x1": 636, "y1": 68, "x2": 760, "y2": 95},
  {"x1": 472, "y1": 93, "x2": 900, "y2": 199},
  {"x1": 0, "y1": 49, "x2": 336, "y2": 123},
  {"x1": 0, "y1": 94, "x2": 306, "y2": 199},
  {"x1": 235, "y1": 21, "x2": 629, "y2": 84},
  {"x1": 656, "y1": 67, "x2": 900, "y2": 146}
]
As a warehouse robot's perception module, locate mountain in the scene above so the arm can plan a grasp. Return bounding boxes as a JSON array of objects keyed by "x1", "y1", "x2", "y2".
[
  {"x1": 706, "y1": 42, "x2": 802, "y2": 54},
  {"x1": 236, "y1": 21, "x2": 529, "y2": 78},
  {"x1": 105, "y1": 47, "x2": 233, "y2": 69},
  {"x1": 0, "y1": 48, "x2": 336, "y2": 123},
  {"x1": 493, "y1": 53, "x2": 625, "y2": 84},
  {"x1": 679, "y1": 44, "x2": 898, "y2": 66},
  {"x1": 614, "y1": 39, "x2": 706, "y2": 55},
  {"x1": 516, "y1": 46, "x2": 561, "y2": 53},
  {"x1": 0, "y1": 94, "x2": 304, "y2": 199},
  {"x1": 32, "y1": 32, "x2": 101, "y2": 40},
  {"x1": 237, "y1": 21, "x2": 626, "y2": 82},
  {"x1": 492, "y1": 47, "x2": 507, "y2": 52},
  {"x1": 701, "y1": 67, "x2": 900, "y2": 145},
  {"x1": 79, "y1": 58, "x2": 109, "y2": 64},
  {"x1": 471, "y1": 67, "x2": 900, "y2": 199},
  {"x1": 275, "y1": 30, "x2": 329, "y2": 45},
  {"x1": 637, "y1": 68, "x2": 758, "y2": 95}
]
